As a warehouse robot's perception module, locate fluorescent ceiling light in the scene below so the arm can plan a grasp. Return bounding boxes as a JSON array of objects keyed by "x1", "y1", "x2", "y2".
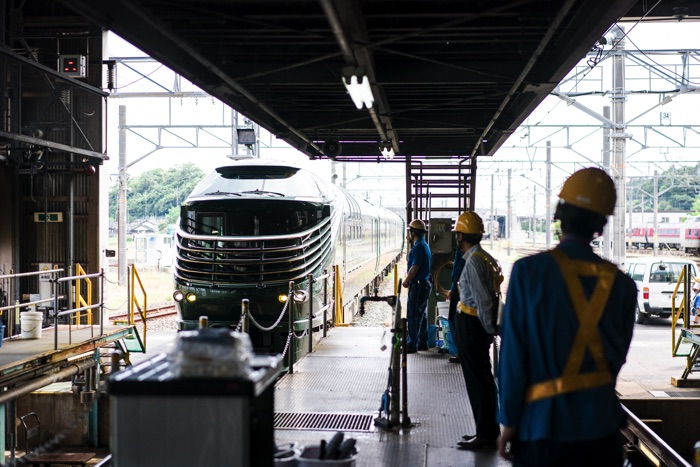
[{"x1": 342, "y1": 75, "x2": 374, "y2": 110}]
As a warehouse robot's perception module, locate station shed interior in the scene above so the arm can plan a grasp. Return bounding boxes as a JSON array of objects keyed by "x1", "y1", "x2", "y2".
[
  {"x1": 1, "y1": 0, "x2": 700, "y2": 464},
  {"x1": 2, "y1": 0, "x2": 674, "y2": 313}
]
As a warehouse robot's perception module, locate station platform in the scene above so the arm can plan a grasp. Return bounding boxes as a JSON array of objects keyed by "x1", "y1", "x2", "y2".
[
  {"x1": 0, "y1": 324, "x2": 136, "y2": 385},
  {"x1": 273, "y1": 326, "x2": 509, "y2": 467},
  {"x1": 271, "y1": 324, "x2": 700, "y2": 466}
]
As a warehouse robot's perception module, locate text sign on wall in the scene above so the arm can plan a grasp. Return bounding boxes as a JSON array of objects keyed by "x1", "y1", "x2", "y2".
[{"x1": 33, "y1": 212, "x2": 63, "y2": 223}]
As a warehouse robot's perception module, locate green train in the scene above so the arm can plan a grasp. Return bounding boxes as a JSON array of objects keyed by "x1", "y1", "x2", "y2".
[{"x1": 172, "y1": 159, "x2": 404, "y2": 361}]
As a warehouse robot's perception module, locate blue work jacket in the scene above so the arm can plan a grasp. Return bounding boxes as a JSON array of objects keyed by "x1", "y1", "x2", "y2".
[
  {"x1": 498, "y1": 238, "x2": 637, "y2": 442},
  {"x1": 407, "y1": 236, "x2": 431, "y2": 281},
  {"x1": 451, "y1": 248, "x2": 465, "y2": 293}
]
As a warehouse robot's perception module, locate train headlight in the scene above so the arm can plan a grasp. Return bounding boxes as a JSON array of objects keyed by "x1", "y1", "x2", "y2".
[
  {"x1": 186, "y1": 293, "x2": 197, "y2": 303},
  {"x1": 173, "y1": 291, "x2": 185, "y2": 302},
  {"x1": 293, "y1": 290, "x2": 308, "y2": 303},
  {"x1": 278, "y1": 294, "x2": 288, "y2": 303}
]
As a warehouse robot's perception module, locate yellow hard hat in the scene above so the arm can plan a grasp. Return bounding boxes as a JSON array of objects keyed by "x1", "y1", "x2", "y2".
[
  {"x1": 559, "y1": 167, "x2": 616, "y2": 216},
  {"x1": 453, "y1": 211, "x2": 484, "y2": 234},
  {"x1": 408, "y1": 219, "x2": 427, "y2": 231}
]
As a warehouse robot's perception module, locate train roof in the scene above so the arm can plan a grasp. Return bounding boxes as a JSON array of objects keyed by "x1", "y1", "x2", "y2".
[
  {"x1": 187, "y1": 159, "x2": 335, "y2": 201},
  {"x1": 214, "y1": 158, "x2": 305, "y2": 171}
]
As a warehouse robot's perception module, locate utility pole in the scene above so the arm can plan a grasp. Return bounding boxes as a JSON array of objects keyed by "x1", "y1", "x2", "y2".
[
  {"x1": 602, "y1": 106, "x2": 612, "y2": 260},
  {"x1": 118, "y1": 105, "x2": 127, "y2": 286},
  {"x1": 653, "y1": 170, "x2": 659, "y2": 255},
  {"x1": 490, "y1": 174, "x2": 494, "y2": 250},
  {"x1": 545, "y1": 141, "x2": 551, "y2": 250},
  {"x1": 611, "y1": 25, "x2": 627, "y2": 267},
  {"x1": 532, "y1": 187, "x2": 536, "y2": 247},
  {"x1": 507, "y1": 169, "x2": 512, "y2": 256}
]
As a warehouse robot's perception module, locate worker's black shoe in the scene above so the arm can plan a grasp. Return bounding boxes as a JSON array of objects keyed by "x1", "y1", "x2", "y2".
[
  {"x1": 449, "y1": 356, "x2": 460, "y2": 363},
  {"x1": 405, "y1": 346, "x2": 417, "y2": 354},
  {"x1": 418, "y1": 345, "x2": 429, "y2": 351},
  {"x1": 456, "y1": 437, "x2": 496, "y2": 450},
  {"x1": 461, "y1": 434, "x2": 476, "y2": 441}
]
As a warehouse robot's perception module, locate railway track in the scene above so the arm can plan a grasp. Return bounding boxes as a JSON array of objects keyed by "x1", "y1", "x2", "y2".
[{"x1": 109, "y1": 304, "x2": 177, "y2": 323}]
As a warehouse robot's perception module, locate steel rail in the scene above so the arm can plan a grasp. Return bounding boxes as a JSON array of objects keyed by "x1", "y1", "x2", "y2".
[{"x1": 621, "y1": 405, "x2": 692, "y2": 467}]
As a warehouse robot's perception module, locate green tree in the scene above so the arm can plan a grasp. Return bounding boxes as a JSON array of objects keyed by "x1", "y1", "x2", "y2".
[
  {"x1": 628, "y1": 165, "x2": 700, "y2": 213},
  {"x1": 108, "y1": 163, "x2": 205, "y2": 228}
]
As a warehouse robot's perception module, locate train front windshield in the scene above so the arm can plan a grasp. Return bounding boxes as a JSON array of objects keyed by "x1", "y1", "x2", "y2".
[{"x1": 190, "y1": 165, "x2": 331, "y2": 199}]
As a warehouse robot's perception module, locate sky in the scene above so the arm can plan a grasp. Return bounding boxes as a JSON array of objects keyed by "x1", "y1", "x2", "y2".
[{"x1": 102, "y1": 20, "x2": 700, "y2": 216}]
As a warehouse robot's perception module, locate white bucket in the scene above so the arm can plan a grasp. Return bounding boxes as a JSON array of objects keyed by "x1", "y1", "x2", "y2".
[{"x1": 21, "y1": 311, "x2": 43, "y2": 339}]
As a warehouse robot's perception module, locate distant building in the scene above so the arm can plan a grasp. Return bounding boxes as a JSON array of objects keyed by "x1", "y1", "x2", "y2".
[{"x1": 128, "y1": 218, "x2": 161, "y2": 235}]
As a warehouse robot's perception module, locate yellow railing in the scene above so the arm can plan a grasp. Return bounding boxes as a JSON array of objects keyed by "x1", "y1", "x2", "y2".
[
  {"x1": 334, "y1": 264, "x2": 345, "y2": 326},
  {"x1": 671, "y1": 265, "x2": 697, "y2": 359},
  {"x1": 129, "y1": 265, "x2": 148, "y2": 349},
  {"x1": 112, "y1": 264, "x2": 148, "y2": 350},
  {"x1": 672, "y1": 266, "x2": 686, "y2": 357},
  {"x1": 74, "y1": 264, "x2": 92, "y2": 326}
]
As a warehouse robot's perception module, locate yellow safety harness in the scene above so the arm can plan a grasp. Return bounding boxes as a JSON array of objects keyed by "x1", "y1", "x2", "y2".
[
  {"x1": 457, "y1": 301, "x2": 478, "y2": 316},
  {"x1": 456, "y1": 250, "x2": 504, "y2": 324},
  {"x1": 524, "y1": 249, "x2": 617, "y2": 403}
]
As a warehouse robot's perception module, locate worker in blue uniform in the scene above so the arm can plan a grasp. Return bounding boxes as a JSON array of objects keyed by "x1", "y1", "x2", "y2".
[
  {"x1": 498, "y1": 167, "x2": 637, "y2": 466},
  {"x1": 692, "y1": 277, "x2": 700, "y2": 324},
  {"x1": 454, "y1": 211, "x2": 502, "y2": 450},
  {"x1": 402, "y1": 219, "x2": 432, "y2": 353},
  {"x1": 448, "y1": 246, "x2": 466, "y2": 363}
]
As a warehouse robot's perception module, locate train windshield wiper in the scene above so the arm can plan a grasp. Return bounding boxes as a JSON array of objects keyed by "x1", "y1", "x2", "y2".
[
  {"x1": 203, "y1": 190, "x2": 242, "y2": 196},
  {"x1": 236, "y1": 190, "x2": 285, "y2": 197}
]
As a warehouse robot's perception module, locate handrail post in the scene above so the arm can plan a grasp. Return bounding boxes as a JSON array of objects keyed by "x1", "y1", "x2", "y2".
[
  {"x1": 241, "y1": 299, "x2": 249, "y2": 334},
  {"x1": 9, "y1": 269, "x2": 15, "y2": 337},
  {"x1": 12, "y1": 300, "x2": 18, "y2": 339},
  {"x1": 53, "y1": 279, "x2": 59, "y2": 350},
  {"x1": 332, "y1": 267, "x2": 337, "y2": 327},
  {"x1": 99, "y1": 269, "x2": 105, "y2": 337},
  {"x1": 307, "y1": 273, "x2": 314, "y2": 354},
  {"x1": 323, "y1": 269, "x2": 328, "y2": 337},
  {"x1": 288, "y1": 281, "x2": 294, "y2": 375}
]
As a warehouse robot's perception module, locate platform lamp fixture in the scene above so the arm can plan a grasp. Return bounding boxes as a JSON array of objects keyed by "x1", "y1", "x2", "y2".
[
  {"x1": 342, "y1": 72, "x2": 374, "y2": 109},
  {"x1": 379, "y1": 141, "x2": 394, "y2": 160},
  {"x1": 237, "y1": 128, "x2": 256, "y2": 147}
]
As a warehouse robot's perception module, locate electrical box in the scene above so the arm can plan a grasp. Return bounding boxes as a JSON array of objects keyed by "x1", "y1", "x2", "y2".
[
  {"x1": 38, "y1": 263, "x2": 53, "y2": 301},
  {"x1": 428, "y1": 218, "x2": 454, "y2": 254},
  {"x1": 109, "y1": 352, "x2": 281, "y2": 467},
  {"x1": 58, "y1": 55, "x2": 86, "y2": 78}
]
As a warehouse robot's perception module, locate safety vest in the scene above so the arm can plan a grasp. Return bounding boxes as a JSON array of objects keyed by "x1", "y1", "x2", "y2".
[
  {"x1": 524, "y1": 249, "x2": 617, "y2": 403},
  {"x1": 470, "y1": 249, "x2": 504, "y2": 327}
]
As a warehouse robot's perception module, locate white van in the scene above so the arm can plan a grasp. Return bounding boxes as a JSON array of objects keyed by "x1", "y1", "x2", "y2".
[{"x1": 624, "y1": 256, "x2": 699, "y2": 324}]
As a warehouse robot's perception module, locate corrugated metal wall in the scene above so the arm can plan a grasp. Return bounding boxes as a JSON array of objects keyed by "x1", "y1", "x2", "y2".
[{"x1": 6, "y1": 31, "x2": 105, "y2": 304}]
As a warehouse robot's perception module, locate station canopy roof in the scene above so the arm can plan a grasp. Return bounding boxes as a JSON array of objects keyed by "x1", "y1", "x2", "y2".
[{"x1": 63, "y1": 0, "x2": 691, "y2": 162}]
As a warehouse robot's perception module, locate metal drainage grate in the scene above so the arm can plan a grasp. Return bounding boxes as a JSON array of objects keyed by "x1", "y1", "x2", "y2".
[{"x1": 274, "y1": 412, "x2": 375, "y2": 432}]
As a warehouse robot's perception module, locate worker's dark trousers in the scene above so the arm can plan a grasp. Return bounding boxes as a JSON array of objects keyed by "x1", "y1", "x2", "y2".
[
  {"x1": 448, "y1": 293, "x2": 460, "y2": 355},
  {"x1": 513, "y1": 431, "x2": 624, "y2": 467},
  {"x1": 406, "y1": 281, "x2": 431, "y2": 350},
  {"x1": 454, "y1": 312, "x2": 500, "y2": 440}
]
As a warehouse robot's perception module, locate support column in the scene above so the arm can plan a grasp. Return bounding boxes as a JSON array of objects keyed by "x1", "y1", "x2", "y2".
[
  {"x1": 490, "y1": 174, "x2": 494, "y2": 250},
  {"x1": 118, "y1": 105, "x2": 127, "y2": 286},
  {"x1": 611, "y1": 25, "x2": 627, "y2": 267},
  {"x1": 545, "y1": 141, "x2": 552, "y2": 250},
  {"x1": 602, "y1": 106, "x2": 612, "y2": 260},
  {"x1": 507, "y1": 169, "x2": 512, "y2": 256}
]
